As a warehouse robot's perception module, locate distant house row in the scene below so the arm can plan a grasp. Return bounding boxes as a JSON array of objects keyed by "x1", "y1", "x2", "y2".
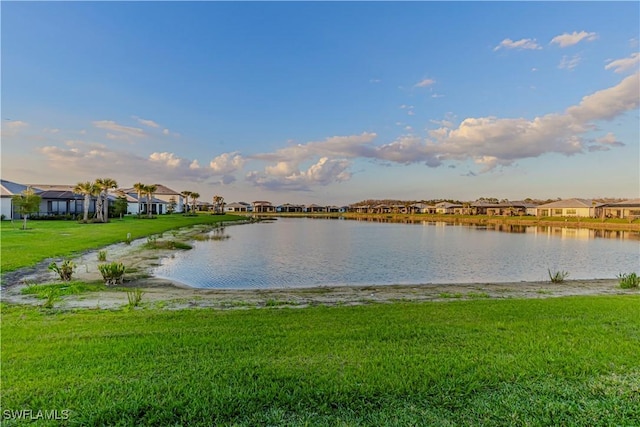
[
  {"x1": 0, "y1": 180, "x2": 187, "y2": 219},
  {"x1": 226, "y1": 198, "x2": 640, "y2": 219},
  {"x1": 2, "y1": 178, "x2": 638, "y2": 220}
]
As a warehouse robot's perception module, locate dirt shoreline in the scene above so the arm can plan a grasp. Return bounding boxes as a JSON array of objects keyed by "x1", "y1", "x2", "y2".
[{"x1": 1, "y1": 231, "x2": 635, "y2": 311}]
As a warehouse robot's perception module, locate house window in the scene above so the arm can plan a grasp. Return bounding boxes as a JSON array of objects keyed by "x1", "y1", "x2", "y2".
[
  {"x1": 554, "y1": 209, "x2": 563, "y2": 215},
  {"x1": 565, "y1": 209, "x2": 577, "y2": 215}
]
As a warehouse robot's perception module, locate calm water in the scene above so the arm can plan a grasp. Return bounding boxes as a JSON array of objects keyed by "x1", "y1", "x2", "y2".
[{"x1": 152, "y1": 217, "x2": 640, "y2": 289}]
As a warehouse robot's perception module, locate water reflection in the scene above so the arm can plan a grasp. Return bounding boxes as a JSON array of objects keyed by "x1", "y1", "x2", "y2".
[{"x1": 153, "y1": 217, "x2": 639, "y2": 289}]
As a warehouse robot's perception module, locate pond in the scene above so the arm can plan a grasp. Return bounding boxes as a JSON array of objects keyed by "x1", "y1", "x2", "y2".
[{"x1": 152, "y1": 217, "x2": 640, "y2": 289}]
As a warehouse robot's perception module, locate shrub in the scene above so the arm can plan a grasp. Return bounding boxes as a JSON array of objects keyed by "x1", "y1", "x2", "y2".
[
  {"x1": 48, "y1": 260, "x2": 76, "y2": 281},
  {"x1": 97, "y1": 250, "x2": 107, "y2": 262},
  {"x1": 126, "y1": 288, "x2": 144, "y2": 308},
  {"x1": 618, "y1": 272, "x2": 640, "y2": 289},
  {"x1": 548, "y1": 269, "x2": 569, "y2": 283},
  {"x1": 98, "y1": 262, "x2": 126, "y2": 285}
]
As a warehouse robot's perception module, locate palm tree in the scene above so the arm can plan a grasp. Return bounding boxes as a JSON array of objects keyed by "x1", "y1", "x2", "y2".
[
  {"x1": 95, "y1": 178, "x2": 118, "y2": 223},
  {"x1": 181, "y1": 191, "x2": 192, "y2": 214},
  {"x1": 133, "y1": 182, "x2": 146, "y2": 217},
  {"x1": 73, "y1": 181, "x2": 98, "y2": 222},
  {"x1": 213, "y1": 195, "x2": 225, "y2": 214},
  {"x1": 190, "y1": 192, "x2": 200, "y2": 214},
  {"x1": 145, "y1": 184, "x2": 158, "y2": 218}
]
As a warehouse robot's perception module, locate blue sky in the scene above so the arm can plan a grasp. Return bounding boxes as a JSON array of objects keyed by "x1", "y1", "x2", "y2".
[{"x1": 2, "y1": 1, "x2": 639, "y2": 205}]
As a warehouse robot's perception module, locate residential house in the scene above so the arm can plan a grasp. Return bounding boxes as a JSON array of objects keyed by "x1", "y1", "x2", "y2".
[
  {"x1": 472, "y1": 201, "x2": 538, "y2": 216},
  {"x1": 120, "y1": 184, "x2": 184, "y2": 213},
  {"x1": 600, "y1": 199, "x2": 640, "y2": 219},
  {"x1": 253, "y1": 201, "x2": 275, "y2": 213},
  {"x1": 225, "y1": 202, "x2": 250, "y2": 213},
  {"x1": 535, "y1": 198, "x2": 602, "y2": 218},
  {"x1": 1, "y1": 179, "x2": 33, "y2": 219},
  {"x1": 305, "y1": 204, "x2": 325, "y2": 213},
  {"x1": 435, "y1": 202, "x2": 462, "y2": 214},
  {"x1": 278, "y1": 203, "x2": 304, "y2": 213}
]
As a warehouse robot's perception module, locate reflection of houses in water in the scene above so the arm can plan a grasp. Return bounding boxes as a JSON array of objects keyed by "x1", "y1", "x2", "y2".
[{"x1": 531, "y1": 226, "x2": 639, "y2": 241}]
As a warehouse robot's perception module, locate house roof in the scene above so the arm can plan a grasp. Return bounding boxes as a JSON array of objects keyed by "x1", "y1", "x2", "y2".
[
  {"x1": 31, "y1": 184, "x2": 76, "y2": 192},
  {"x1": 119, "y1": 184, "x2": 181, "y2": 196},
  {"x1": 253, "y1": 201, "x2": 273, "y2": 206},
  {"x1": 37, "y1": 190, "x2": 84, "y2": 200},
  {"x1": 0, "y1": 179, "x2": 32, "y2": 197},
  {"x1": 436, "y1": 202, "x2": 461, "y2": 208},
  {"x1": 603, "y1": 199, "x2": 640, "y2": 208},
  {"x1": 535, "y1": 198, "x2": 600, "y2": 208}
]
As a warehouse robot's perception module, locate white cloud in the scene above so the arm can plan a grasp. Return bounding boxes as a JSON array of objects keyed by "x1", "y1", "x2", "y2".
[
  {"x1": 605, "y1": 52, "x2": 640, "y2": 74},
  {"x1": 209, "y1": 152, "x2": 245, "y2": 175},
  {"x1": 149, "y1": 152, "x2": 182, "y2": 168},
  {"x1": 550, "y1": 31, "x2": 598, "y2": 48},
  {"x1": 134, "y1": 117, "x2": 160, "y2": 128},
  {"x1": 414, "y1": 78, "x2": 435, "y2": 88},
  {"x1": 369, "y1": 78, "x2": 381, "y2": 83},
  {"x1": 494, "y1": 38, "x2": 541, "y2": 51},
  {"x1": 247, "y1": 157, "x2": 352, "y2": 191},
  {"x1": 558, "y1": 54, "x2": 581, "y2": 71},
  {"x1": 1, "y1": 120, "x2": 28, "y2": 137},
  {"x1": 163, "y1": 129, "x2": 170, "y2": 135},
  {"x1": 93, "y1": 120, "x2": 146, "y2": 139}
]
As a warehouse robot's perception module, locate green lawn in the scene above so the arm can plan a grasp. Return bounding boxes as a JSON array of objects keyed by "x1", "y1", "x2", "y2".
[
  {"x1": 1, "y1": 296, "x2": 638, "y2": 426},
  {"x1": 0, "y1": 214, "x2": 244, "y2": 272}
]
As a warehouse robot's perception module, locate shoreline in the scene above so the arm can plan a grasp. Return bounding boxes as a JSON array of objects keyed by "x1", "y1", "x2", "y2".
[{"x1": 2, "y1": 224, "x2": 635, "y2": 311}]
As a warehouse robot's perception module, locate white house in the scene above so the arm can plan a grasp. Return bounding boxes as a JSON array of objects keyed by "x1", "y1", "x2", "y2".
[{"x1": 1, "y1": 179, "x2": 32, "y2": 219}]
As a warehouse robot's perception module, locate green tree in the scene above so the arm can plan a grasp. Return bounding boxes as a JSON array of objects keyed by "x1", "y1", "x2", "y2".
[
  {"x1": 145, "y1": 184, "x2": 158, "y2": 218},
  {"x1": 73, "y1": 181, "x2": 99, "y2": 222},
  {"x1": 114, "y1": 193, "x2": 129, "y2": 219},
  {"x1": 190, "y1": 192, "x2": 200, "y2": 213},
  {"x1": 181, "y1": 191, "x2": 192, "y2": 214},
  {"x1": 12, "y1": 187, "x2": 42, "y2": 230},
  {"x1": 167, "y1": 196, "x2": 177, "y2": 214},
  {"x1": 133, "y1": 182, "x2": 146, "y2": 217},
  {"x1": 213, "y1": 195, "x2": 225, "y2": 214},
  {"x1": 94, "y1": 178, "x2": 118, "y2": 223}
]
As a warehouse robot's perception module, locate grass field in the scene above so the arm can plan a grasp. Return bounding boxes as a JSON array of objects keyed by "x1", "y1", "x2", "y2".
[
  {"x1": 2, "y1": 296, "x2": 638, "y2": 426},
  {"x1": 0, "y1": 214, "x2": 243, "y2": 272}
]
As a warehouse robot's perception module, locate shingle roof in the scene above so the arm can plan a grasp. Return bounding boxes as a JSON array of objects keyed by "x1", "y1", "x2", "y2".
[
  {"x1": 603, "y1": 199, "x2": 640, "y2": 208},
  {"x1": 0, "y1": 179, "x2": 31, "y2": 197},
  {"x1": 119, "y1": 184, "x2": 181, "y2": 195},
  {"x1": 535, "y1": 198, "x2": 599, "y2": 208}
]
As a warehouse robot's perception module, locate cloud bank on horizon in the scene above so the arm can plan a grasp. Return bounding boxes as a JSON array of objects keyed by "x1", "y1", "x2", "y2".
[{"x1": 2, "y1": 2, "x2": 639, "y2": 202}]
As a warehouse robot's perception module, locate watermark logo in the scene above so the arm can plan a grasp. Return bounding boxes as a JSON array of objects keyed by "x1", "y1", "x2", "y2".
[{"x1": 2, "y1": 409, "x2": 70, "y2": 421}]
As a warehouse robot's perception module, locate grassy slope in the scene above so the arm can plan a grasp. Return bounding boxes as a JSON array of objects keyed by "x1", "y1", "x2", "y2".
[
  {"x1": 0, "y1": 214, "x2": 243, "y2": 272},
  {"x1": 2, "y1": 296, "x2": 638, "y2": 426}
]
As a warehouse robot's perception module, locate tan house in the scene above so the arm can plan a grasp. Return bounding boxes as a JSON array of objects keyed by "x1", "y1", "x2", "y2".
[
  {"x1": 535, "y1": 199, "x2": 601, "y2": 218},
  {"x1": 600, "y1": 199, "x2": 640, "y2": 219}
]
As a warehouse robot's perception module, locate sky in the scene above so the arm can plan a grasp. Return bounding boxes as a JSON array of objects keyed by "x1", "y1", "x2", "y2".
[{"x1": 2, "y1": 1, "x2": 639, "y2": 205}]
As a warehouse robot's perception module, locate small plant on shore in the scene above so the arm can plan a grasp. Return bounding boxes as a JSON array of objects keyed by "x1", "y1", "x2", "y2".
[
  {"x1": 43, "y1": 288, "x2": 59, "y2": 309},
  {"x1": 548, "y1": 269, "x2": 569, "y2": 283},
  {"x1": 97, "y1": 250, "x2": 107, "y2": 262},
  {"x1": 125, "y1": 233, "x2": 132, "y2": 245},
  {"x1": 617, "y1": 272, "x2": 639, "y2": 289},
  {"x1": 126, "y1": 288, "x2": 144, "y2": 308},
  {"x1": 48, "y1": 260, "x2": 76, "y2": 281},
  {"x1": 98, "y1": 262, "x2": 126, "y2": 285}
]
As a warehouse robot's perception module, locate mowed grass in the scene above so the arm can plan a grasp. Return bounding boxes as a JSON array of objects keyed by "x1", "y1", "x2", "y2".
[
  {"x1": 0, "y1": 214, "x2": 243, "y2": 272},
  {"x1": 2, "y1": 296, "x2": 639, "y2": 426}
]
